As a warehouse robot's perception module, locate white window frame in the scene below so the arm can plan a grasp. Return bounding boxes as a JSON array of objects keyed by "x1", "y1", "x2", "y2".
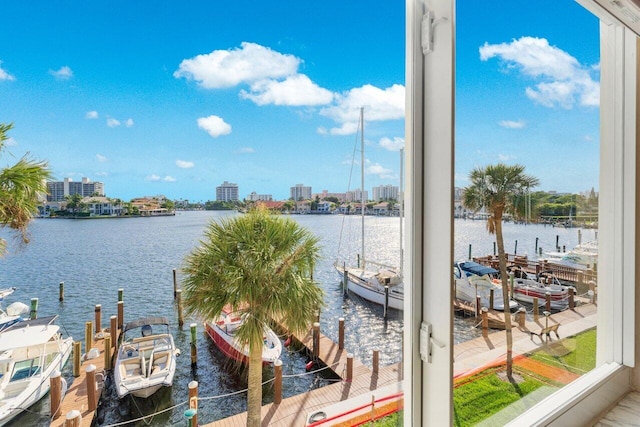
[{"x1": 405, "y1": 0, "x2": 636, "y2": 425}]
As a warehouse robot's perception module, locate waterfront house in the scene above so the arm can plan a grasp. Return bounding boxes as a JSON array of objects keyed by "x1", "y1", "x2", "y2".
[
  {"x1": 295, "y1": 200, "x2": 311, "y2": 214},
  {"x1": 84, "y1": 196, "x2": 125, "y2": 216},
  {"x1": 407, "y1": 0, "x2": 640, "y2": 424}
]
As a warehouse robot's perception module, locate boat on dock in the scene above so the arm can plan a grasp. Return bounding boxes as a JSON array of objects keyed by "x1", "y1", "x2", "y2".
[
  {"x1": 454, "y1": 261, "x2": 519, "y2": 311},
  {"x1": 113, "y1": 316, "x2": 179, "y2": 399},
  {"x1": 204, "y1": 305, "x2": 282, "y2": 365},
  {"x1": 0, "y1": 315, "x2": 73, "y2": 425},
  {"x1": 509, "y1": 267, "x2": 575, "y2": 311}
]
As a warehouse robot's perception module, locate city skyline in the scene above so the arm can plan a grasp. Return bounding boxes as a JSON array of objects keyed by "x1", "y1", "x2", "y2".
[{"x1": 2, "y1": 2, "x2": 599, "y2": 201}]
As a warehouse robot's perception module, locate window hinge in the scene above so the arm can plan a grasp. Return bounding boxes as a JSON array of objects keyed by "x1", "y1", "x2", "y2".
[
  {"x1": 421, "y1": 10, "x2": 448, "y2": 55},
  {"x1": 420, "y1": 322, "x2": 446, "y2": 363}
]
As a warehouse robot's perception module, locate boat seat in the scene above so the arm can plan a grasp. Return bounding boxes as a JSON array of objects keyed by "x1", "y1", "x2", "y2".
[
  {"x1": 120, "y1": 361, "x2": 142, "y2": 379},
  {"x1": 149, "y1": 351, "x2": 170, "y2": 377}
]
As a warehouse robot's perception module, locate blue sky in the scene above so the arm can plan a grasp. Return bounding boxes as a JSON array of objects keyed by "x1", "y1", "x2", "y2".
[{"x1": 1, "y1": 1, "x2": 599, "y2": 202}]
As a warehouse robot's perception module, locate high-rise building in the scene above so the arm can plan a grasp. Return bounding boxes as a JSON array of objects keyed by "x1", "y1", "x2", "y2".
[
  {"x1": 290, "y1": 184, "x2": 312, "y2": 201},
  {"x1": 372, "y1": 185, "x2": 399, "y2": 201},
  {"x1": 345, "y1": 189, "x2": 368, "y2": 202},
  {"x1": 216, "y1": 181, "x2": 239, "y2": 202},
  {"x1": 247, "y1": 192, "x2": 272, "y2": 201},
  {"x1": 46, "y1": 177, "x2": 104, "y2": 202}
]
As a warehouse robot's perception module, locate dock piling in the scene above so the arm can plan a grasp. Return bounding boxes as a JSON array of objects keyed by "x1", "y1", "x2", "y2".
[
  {"x1": 85, "y1": 321, "x2": 93, "y2": 355},
  {"x1": 110, "y1": 315, "x2": 117, "y2": 349},
  {"x1": 383, "y1": 286, "x2": 389, "y2": 319},
  {"x1": 64, "y1": 410, "x2": 82, "y2": 427},
  {"x1": 188, "y1": 380, "x2": 198, "y2": 426},
  {"x1": 312, "y1": 322, "x2": 320, "y2": 358},
  {"x1": 346, "y1": 353, "x2": 353, "y2": 382},
  {"x1": 338, "y1": 317, "x2": 345, "y2": 350},
  {"x1": 50, "y1": 370, "x2": 62, "y2": 419},
  {"x1": 117, "y1": 301, "x2": 124, "y2": 330},
  {"x1": 59, "y1": 282, "x2": 64, "y2": 302},
  {"x1": 104, "y1": 334, "x2": 112, "y2": 369},
  {"x1": 274, "y1": 360, "x2": 283, "y2": 404},
  {"x1": 190, "y1": 323, "x2": 198, "y2": 368},
  {"x1": 373, "y1": 349, "x2": 379, "y2": 374},
  {"x1": 86, "y1": 364, "x2": 97, "y2": 412},
  {"x1": 30, "y1": 297, "x2": 38, "y2": 320},
  {"x1": 342, "y1": 264, "x2": 348, "y2": 295},
  {"x1": 569, "y1": 288, "x2": 575, "y2": 309},
  {"x1": 177, "y1": 289, "x2": 184, "y2": 329},
  {"x1": 489, "y1": 289, "x2": 494, "y2": 310},
  {"x1": 481, "y1": 307, "x2": 488, "y2": 338},
  {"x1": 72, "y1": 341, "x2": 81, "y2": 377},
  {"x1": 173, "y1": 268, "x2": 178, "y2": 299},
  {"x1": 517, "y1": 307, "x2": 526, "y2": 328},
  {"x1": 545, "y1": 292, "x2": 552, "y2": 312},
  {"x1": 533, "y1": 298, "x2": 539, "y2": 321},
  {"x1": 94, "y1": 304, "x2": 102, "y2": 333}
]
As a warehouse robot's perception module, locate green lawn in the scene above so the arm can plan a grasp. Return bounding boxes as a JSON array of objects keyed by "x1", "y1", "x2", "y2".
[{"x1": 528, "y1": 328, "x2": 596, "y2": 374}]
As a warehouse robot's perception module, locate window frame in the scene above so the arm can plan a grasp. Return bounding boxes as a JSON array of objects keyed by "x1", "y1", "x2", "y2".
[{"x1": 405, "y1": 0, "x2": 637, "y2": 425}]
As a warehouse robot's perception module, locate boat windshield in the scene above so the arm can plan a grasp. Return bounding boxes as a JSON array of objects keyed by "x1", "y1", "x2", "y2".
[{"x1": 10, "y1": 358, "x2": 41, "y2": 382}]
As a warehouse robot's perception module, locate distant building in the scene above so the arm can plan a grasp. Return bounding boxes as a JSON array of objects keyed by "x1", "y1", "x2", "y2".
[
  {"x1": 46, "y1": 177, "x2": 104, "y2": 202},
  {"x1": 290, "y1": 184, "x2": 312, "y2": 201},
  {"x1": 216, "y1": 181, "x2": 239, "y2": 202},
  {"x1": 247, "y1": 192, "x2": 272, "y2": 202},
  {"x1": 313, "y1": 190, "x2": 347, "y2": 202},
  {"x1": 83, "y1": 196, "x2": 125, "y2": 216},
  {"x1": 372, "y1": 185, "x2": 399, "y2": 201},
  {"x1": 346, "y1": 189, "x2": 368, "y2": 203}
]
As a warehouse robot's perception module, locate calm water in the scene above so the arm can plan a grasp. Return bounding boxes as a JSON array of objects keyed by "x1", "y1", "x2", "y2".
[{"x1": 0, "y1": 213, "x2": 597, "y2": 426}]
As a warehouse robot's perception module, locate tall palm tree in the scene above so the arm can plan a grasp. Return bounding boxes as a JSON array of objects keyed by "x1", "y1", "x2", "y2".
[
  {"x1": 0, "y1": 123, "x2": 51, "y2": 256},
  {"x1": 182, "y1": 206, "x2": 324, "y2": 427},
  {"x1": 462, "y1": 163, "x2": 539, "y2": 379}
]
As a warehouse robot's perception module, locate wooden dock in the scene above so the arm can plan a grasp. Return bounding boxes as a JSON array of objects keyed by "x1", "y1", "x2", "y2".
[
  {"x1": 51, "y1": 332, "x2": 115, "y2": 427},
  {"x1": 202, "y1": 329, "x2": 403, "y2": 427}
]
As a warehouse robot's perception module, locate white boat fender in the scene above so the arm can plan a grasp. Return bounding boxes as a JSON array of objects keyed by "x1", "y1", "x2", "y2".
[
  {"x1": 6, "y1": 302, "x2": 29, "y2": 316},
  {"x1": 86, "y1": 348, "x2": 100, "y2": 359},
  {"x1": 174, "y1": 348, "x2": 181, "y2": 357}
]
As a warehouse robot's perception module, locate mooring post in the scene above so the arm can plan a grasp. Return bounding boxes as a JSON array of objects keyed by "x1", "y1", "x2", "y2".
[
  {"x1": 30, "y1": 297, "x2": 38, "y2": 320},
  {"x1": 481, "y1": 307, "x2": 488, "y2": 338},
  {"x1": 468, "y1": 244, "x2": 472, "y2": 260},
  {"x1": 86, "y1": 364, "x2": 97, "y2": 411},
  {"x1": 104, "y1": 334, "x2": 112, "y2": 369},
  {"x1": 173, "y1": 268, "x2": 178, "y2": 299},
  {"x1": 569, "y1": 287, "x2": 575, "y2": 309},
  {"x1": 59, "y1": 281, "x2": 64, "y2": 302},
  {"x1": 535, "y1": 237, "x2": 539, "y2": 253},
  {"x1": 118, "y1": 288, "x2": 124, "y2": 302},
  {"x1": 489, "y1": 288, "x2": 494, "y2": 310},
  {"x1": 475, "y1": 295, "x2": 481, "y2": 317},
  {"x1": 117, "y1": 301, "x2": 124, "y2": 330},
  {"x1": 94, "y1": 304, "x2": 102, "y2": 333},
  {"x1": 517, "y1": 307, "x2": 526, "y2": 328},
  {"x1": 342, "y1": 263, "x2": 348, "y2": 295},
  {"x1": 543, "y1": 311, "x2": 550, "y2": 343},
  {"x1": 188, "y1": 380, "x2": 198, "y2": 426},
  {"x1": 514, "y1": 240, "x2": 518, "y2": 255},
  {"x1": 373, "y1": 349, "x2": 379, "y2": 374},
  {"x1": 274, "y1": 360, "x2": 283, "y2": 404},
  {"x1": 72, "y1": 341, "x2": 81, "y2": 377},
  {"x1": 190, "y1": 323, "x2": 198, "y2": 368},
  {"x1": 312, "y1": 322, "x2": 320, "y2": 358},
  {"x1": 533, "y1": 298, "x2": 539, "y2": 321},
  {"x1": 177, "y1": 289, "x2": 184, "y2": 329},
  {"x1": 110, "y1": 315, "x2": 117, "y2": 349},
  {"x1": 50, "y1": 370, "x2": 62, "y2": 419},
  {"x1": 383, "y1": 286, "x2": 389, "y2": 319},
  {"x1": 545, "y1": 292, "x2": 552, "y2": 312},
  {"x1": 346, "y1": 353, "x2": 354, "y2": 382},
  {"x1": 64, "y1": 410, "x2": 82, "y2": 427},
  {"x1": 509, "y1": 272, "x2": 515, "y2": 299},
  {"x1": 85, "y1": 321, "x2": 93, "y2": 355},
  {"x1": 338, "y1": 317, "x2": 345, "y2": 350}
]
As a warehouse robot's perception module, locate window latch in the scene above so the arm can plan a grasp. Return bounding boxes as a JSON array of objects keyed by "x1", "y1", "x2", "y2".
[
  {"x1": 421, "y1": 10, "x2": 448, "y2": 55},
  {"x1": 420, "y1": 322, "x2": 445, "y2": 363}
]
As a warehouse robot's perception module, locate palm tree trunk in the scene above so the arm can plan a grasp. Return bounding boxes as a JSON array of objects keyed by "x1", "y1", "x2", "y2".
[
  {"x1": 495, "y1": 214, "x2": 514, "y2": 379},
  {"x1": 246, "y1": 345, "x2": 263, "y2": 427}
]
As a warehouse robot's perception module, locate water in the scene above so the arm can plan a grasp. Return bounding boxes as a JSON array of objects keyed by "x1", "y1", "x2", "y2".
[{"x1": 0, "y1": 213, "x2": 597, "y2": 426}]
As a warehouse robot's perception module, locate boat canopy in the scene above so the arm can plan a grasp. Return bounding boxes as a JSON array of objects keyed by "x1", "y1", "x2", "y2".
[
  {"x1": 0, "y1": 324, "x2": 61, "y2": 351},
  {"x1": 123, "y1": 316, "x2": 170, "y2": 333},
  {"x1": 458, "y1": 261, "x2": 499, "y2": 277}
]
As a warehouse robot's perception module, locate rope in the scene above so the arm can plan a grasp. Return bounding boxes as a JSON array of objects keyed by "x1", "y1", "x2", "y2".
[{"x1": 100, "y1": 400, "x2": 189, "y2": 427}]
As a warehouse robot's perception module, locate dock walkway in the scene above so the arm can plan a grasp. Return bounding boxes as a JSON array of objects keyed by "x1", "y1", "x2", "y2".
[{"x1": 203, "y1": 329, "x2": 403, "y2": 427}]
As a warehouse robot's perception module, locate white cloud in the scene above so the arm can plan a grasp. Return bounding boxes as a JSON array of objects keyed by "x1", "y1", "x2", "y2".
[
  {"x1": 236, "y1": 147, "x2": 255, "y2": 154},
  {"x1": 86, "y1": 111, "x2": 98, "y2": 119},
  {"x1": 125, "y1": 118, "x2": 134, "y2": 127},
  {"x1": 176, "y1": 160, "x2": 194, "y2": 168},
  {"x1": 146, "y1": 174, "x2": 161, "y2": 182},
  {"x1": 49, "y1": 66, "x2": 73, "y2": 80},
  {"x1": 96, "y1": 171, "x2": 108, "y2": 177},
  {"x1": 163, "y1": 176, "x2": 176, "y2": 182},
  {"x1": 365, "y1": 160, "x2": 394, "y2": 179},
  {"x1": 240, "y1": 74, "x2": 334, "y2": 106},
  {"x1": 479, "y1": 36, "x2": 599, "y2": 109},
  {"x1": 319, "y1": 84, "x2": 405, "y2": 134},
  {"x1": 96, "y1": 154, "x2": 107, "y2": 162},
  {"x1": 498, "y1": 153, "x2": 516, "y2": 161},
  {"x1": 174, "y1": 42, "x2": 300, "y2": 89},
  {"x1": 5, "y1": 137, "x2": 17, "y2": 146},
  {"x1": 379, "y1": 136, "x2": 404, "y2": 151},
  {"x1": 498, "y1": 119, "x2": 526, "y2": 129},
  {"x1": 197, "y1": 115, "x2": 231, "y2": 138},
  {"x1": 0, "y1": 61, "x2": 15, "y2": 81},
  {"x1": 107, "y1": 118, "x2": 121, "y2": 128}
]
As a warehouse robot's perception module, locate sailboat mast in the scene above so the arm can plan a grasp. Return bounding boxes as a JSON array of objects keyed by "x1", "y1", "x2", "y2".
[{"x1": 360, "y1": 107, "x2": 365, "y2": 269}]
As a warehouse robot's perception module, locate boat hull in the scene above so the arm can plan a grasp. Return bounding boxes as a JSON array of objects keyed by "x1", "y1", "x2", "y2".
[
  {"x1": 204, "y1": 319, "x2": 282, "y2": 365},
  {"x1": 336, "y1": 265, "x2": 404, "y2": 311}
]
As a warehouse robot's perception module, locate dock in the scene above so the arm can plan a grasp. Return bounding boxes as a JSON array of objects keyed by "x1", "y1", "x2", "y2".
[
  {"x1": 51, "y1": 332, "x2": 115, "y2": 427},
  {"x1": 202, "y1": 328, "x2": 403, "y2": 427}
]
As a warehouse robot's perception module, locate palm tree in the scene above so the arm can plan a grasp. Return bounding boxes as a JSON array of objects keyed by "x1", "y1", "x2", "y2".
[
  {"x1": 181, "y1": 206, "x2": 324, "y2": 427},
  {"x1": 462, "y1": 163, "x2": 539, "y2": 379},
  {"x1": 0, "y1": 123, "x2": 51, "y2": 256}
]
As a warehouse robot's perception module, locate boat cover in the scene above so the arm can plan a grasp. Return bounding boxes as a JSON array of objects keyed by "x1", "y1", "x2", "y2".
[
  {"x1": 458, "y1": 261, "x2": 499, "y2": 277},
  {"x1": 123, "y1": 316, "x2": 170, "y2": 333}
]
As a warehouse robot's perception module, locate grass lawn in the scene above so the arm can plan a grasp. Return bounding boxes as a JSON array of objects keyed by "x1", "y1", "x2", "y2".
[{"x1": 528, "y1": 328, "x2": 596, "y2": 374}]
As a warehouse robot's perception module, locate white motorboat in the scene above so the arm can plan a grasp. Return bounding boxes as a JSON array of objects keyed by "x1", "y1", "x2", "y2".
[
  {"x1": 0, "y1": 315, "x2": 73, "y2": 425},
  {"x1": 204, "y1": 305, "x2": 282, "y2": 365},
  {"x1": 510, "y1": 268, "x2": 575, "y2": 311},
  {"x1": 114, "y1": 317, "x2": 179, "y2": 399},
  {"x1": 453, "y1": 261, "x2": 519, "y2": 311},
  {"x1": 539, "y1": 240, "x2": 598, "y2": 270}
]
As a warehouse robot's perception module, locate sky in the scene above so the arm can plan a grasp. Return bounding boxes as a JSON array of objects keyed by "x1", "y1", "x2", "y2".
[{"x1": 0, "y1": 1, "x2": 600, "y2": 202}]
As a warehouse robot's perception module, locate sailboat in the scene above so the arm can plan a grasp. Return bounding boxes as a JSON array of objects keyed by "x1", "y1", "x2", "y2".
[{"x1": 335, "y1": 108, "x2": 404, "y2": 311}]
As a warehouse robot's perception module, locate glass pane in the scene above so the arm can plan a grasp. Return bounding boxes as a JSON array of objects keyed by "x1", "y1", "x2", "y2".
[{"x1": 454, "y1": 1, "x2": 600, "y2": 424}]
